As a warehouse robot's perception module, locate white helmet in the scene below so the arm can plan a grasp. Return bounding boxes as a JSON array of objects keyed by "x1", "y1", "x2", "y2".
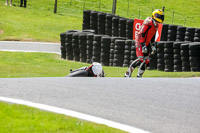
[{"x1": 92, "y1": 62, "x2": 103, "y2": 77}]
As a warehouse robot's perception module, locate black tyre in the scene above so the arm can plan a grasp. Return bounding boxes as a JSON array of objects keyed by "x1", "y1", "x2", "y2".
[
  {"x1": 174, "y1": 54, "x2": 181, "y2": 59},
  {"x1": 190, "y1": 67, "x2": 200, "y2": 72},
  {"x1": 180, "y1": 50, "x2": 189, "y2": 56},
  {"x1": 157, "y1": 42, "x2": 165, "y2": 48},
  {"x1": 164, "y1": 54, "x2": 173, "y2": 59},
  {"x1": 157, "y1": 53, "x2": 164, "y2": 58},
  {"x1": 173, "y1": 49, "x2": 180, "y2": 54},
  {"x1": 189, "y1": 43, "x2": 200, "y2": 50},
  {"x1": 189, "y1": 50, "x2": 200, "y2": 56},
  {"x1": 181, "y1": 43, "x2": 189, "y2": 50},
  {"x1": 182, "y1": 67, "x2": 190, "y2": 72},
  {"x1": 164, "y1": 48, "x2": 173, "y2": 54}
]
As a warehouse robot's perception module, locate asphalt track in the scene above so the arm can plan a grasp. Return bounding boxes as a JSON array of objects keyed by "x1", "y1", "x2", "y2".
[
  {"x1": 0, "y1": 41, "x2": 60, "y2": 54},
  {"x1": 0, "y1": 41, "x2": 200, "y2": 133}
]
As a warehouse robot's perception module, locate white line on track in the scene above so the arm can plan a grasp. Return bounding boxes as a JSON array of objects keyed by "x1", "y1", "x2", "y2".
[
  {"x1": 0, "y1": 41, "x2": 60, "y2": 45},
  {"x1": 0, "y1": 96, "x2": 150, "y2": 133},
  {"x1": 0, "y1": 49, "x2": 61, "y2": 55}
]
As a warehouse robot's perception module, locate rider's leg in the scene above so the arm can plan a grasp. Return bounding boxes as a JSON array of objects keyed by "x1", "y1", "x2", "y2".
[
  {"x1": 125, "y1": 59, "x2": 141, "y2": 77},
  {"x1": 125, "y1": 41, "x2": 144, "y2": 77},
  {"x1": 137, "y1": 61, "x2": 145, "y2": 77},
  {"x1": 137, "y1": 56, "x2": 150, "y2": 77}
]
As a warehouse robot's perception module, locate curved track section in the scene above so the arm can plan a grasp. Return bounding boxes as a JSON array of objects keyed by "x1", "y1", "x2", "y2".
[
  {"x1": 0, "y1": 77, "x2": 200, "y2": 133},
  {"x1": 0, "y1": 41, "x2": 60, "y2": 54}
]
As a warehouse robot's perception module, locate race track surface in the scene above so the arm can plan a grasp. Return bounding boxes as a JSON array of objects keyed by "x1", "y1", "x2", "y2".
[
  {"x1": 0, "y1": 41, "x2": 200, "y2": 133},
  {"x1": 0, "y1": 41, "x2": 60, "y2": 54},
  {"x1": 0, "y1": 77, "x2": 200, "y2": 133}
]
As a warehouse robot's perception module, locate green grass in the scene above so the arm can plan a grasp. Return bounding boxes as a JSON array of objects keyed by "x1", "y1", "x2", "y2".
[
  {"x1": 1, "y1": 51, "x2": 200, "y2": 78},
  {"x1": 0, "y1": 52, "x2": 199, "y2": 133},
  {"x1": 0, "y1": 0, "x2": 82, "y2": 42},
  {"x1": 0, "y1": 0, "x2": 200, "y2": 42},
  {"x1": 1, "y1": 1, "x2": 200, "y2": 132},
  {"x1": 0, "y1": 102, "x2": 127, "y2": 133}
]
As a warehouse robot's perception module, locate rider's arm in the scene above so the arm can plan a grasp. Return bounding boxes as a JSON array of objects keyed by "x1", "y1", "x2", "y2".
[{"x1": 139, "y1": 20, "x2": 152, "y2": 44}]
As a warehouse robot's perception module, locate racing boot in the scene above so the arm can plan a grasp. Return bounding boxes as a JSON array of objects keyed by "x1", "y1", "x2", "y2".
[
  {"x1": 124, "y1": 67, "x2": 133, "y2": 77},
  {"x1": 137, "y1": 61, "x2": 145, "y2": 78},
  {"x1": 137, "y1": 73, "x2": 143, "y2": 78},
  {"x1": 142, "y1": 45, "x2": 148, "y2": 54},
  {"x1": 137, "y1": 69, "x2": 144, "y2": 78}
]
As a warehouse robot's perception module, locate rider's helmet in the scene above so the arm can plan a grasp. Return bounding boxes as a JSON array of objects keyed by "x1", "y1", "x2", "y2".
[
  {"x1": 92, "y1": 62, "x2": 103, "y2": 77},
  {"x1": 152, "y1": 9, "x2": 164, "y2": 23}
]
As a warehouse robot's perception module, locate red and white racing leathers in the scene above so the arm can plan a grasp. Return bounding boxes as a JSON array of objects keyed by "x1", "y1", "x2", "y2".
[{"x1": 135, "y1": 17, "x2": 158, "y2": 64}]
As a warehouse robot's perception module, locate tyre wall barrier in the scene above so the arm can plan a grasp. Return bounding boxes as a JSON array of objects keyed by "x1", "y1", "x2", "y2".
[
  {"x1": 82, "y1": 10, "x2": 200, "y2": 42},
  {"x1": 82, "y1": 10, "x2": 134, "y2": 40},
  {"x1": 60, "y1": 30, "x2": 200, "y2": 72},
  {"x1": 161, "y1": 25, "x2": 200, "y2": 42},
  {"x1": 60, "y1": 10, "x2": 200, "y2": 72},
  {"x1": 60, "y1": 32, "x2": 66, "y2": 59}
]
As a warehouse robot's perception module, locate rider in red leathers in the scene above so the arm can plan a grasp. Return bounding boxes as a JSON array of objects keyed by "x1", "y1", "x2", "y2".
[
  {"x1": 125, "y1": 9, "x2": 164, "y2": 77},
  {"x1": 66, "y1": 62, "x2": 105, "y2": 77}
]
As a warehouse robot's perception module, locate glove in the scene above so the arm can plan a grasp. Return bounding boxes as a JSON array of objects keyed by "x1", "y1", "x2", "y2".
[
  {"x1": 141, "y1": 42, "x2": 147, "y2": 54},
  {"x1": 151, "y1": 42, "x2": 157, "y2": 47},
  {"x1": 151, "y1": 42, "x2": 157, "y2": 54},
  {"x1": 142, "y1": 45, "x2": 148, "y2": 54},
  {"x1": 151, "y1": 46, "x2": 156, "y2": 54}
]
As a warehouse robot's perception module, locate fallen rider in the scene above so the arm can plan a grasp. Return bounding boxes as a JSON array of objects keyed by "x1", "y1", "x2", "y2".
[{"x1": 66, "y1": 62, "x2": 105, "y2": 77}]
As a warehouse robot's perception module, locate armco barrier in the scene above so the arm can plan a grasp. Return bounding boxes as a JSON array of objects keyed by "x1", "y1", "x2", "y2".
[{"x1": 60, "y1": 10, "x2": 200, "y2": 72}]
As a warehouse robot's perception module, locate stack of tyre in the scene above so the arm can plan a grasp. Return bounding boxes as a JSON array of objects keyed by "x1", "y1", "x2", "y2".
[
  {"x1": 112, "y1": 17, "x2": 119, "y2": 37},
  {"x1": 185, "y1": 27, "x2": 195, "y2": 42},
  {"x1": 129, "y1": 41, "x2": 137, "y2": 65},
  {"x1": 160, "y1": 24, "x2": 168, "y2": 41},
  {"x1": 60, "y1": 32, "x2": 66, "y2": 59},
  {"x1": 98, "y1": 12, "x2": 106, "y2": 35},
  {"x1": 109, "y1": 37, "x2": 122, "y2": 66},
  {"x1": 82, "y1": 10, "x2": 91, "y2": 30},
  {"x1": 181, "y1": 43, "x2": 190, "y2": 71},
  {"x1": 194, "y1": 28, "x2": 200, "y2": 42},
  {"x1": 86, "y1": 34, "x2": 94, "y2": 63},
  {"x1": 189, "y1": 42, "x2": 200, "y2": 72},
  {"x1": 173, "y1": 42, "x2": 183, "y2": 72},
  {"x1": 79, "y1": 33, "x2": 87, "y2": 62},
  {"x1": 126, "y1": 19, "x2": 134, "y2": 39},
  {"x1": 105, "y1": 14, "x2": 113, "y2": 36},
  {"x1": 148, "y1": 49, "x2": 157, "y2": 70},
  {"x1": 113, "y1": 39, "x2": 125, "y2": 66},
  {"x1": 119, "y1": 18, "x2": 127, "y2": 37},
  {"x1": 72, "y1": 32, "x2": 80, "y2": 61},
  {"x1": 176, "y1": 26, "x2": 186, "y2": 41},
  {"x1": 167, "y1": 25, "x2": 177, "y2": 41},
  {"x1": 164, "y1": 42, "x2": 174, "y2": 72},
  {"x1": 156, "y1": 42, "x2": 165, "y2": 71},
  {"x1": 109, "y1": 37, "x2": 116, "y2": 66},
  {"x1": 101, "y1": 36, "x2": 111, "y2": 66},
  {"x1": 65, "y1": 32, "x2": 74, "y2": 60},
  {"x1": 92, "y1": 35, "x2": 102, "y2": 62},
  {"x1": 123, "y1": 40, "x2": 132, "y2": 67},
  {"x1": 90, "y1": 11, "x2": 98, "y2": 34}
]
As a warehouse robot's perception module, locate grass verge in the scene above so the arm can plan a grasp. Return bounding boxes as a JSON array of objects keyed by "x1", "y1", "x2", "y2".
[
  {"x1": 0, "y1": 102, "x2": 127, "y2": 133},
  {"x1": 0, "y1": 51, "x2": 200, "y2": 78},
  {"x1": 0, "y1": 0, "x2": 200, "y2": 42}
]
